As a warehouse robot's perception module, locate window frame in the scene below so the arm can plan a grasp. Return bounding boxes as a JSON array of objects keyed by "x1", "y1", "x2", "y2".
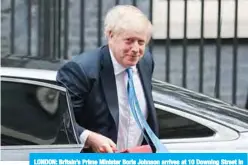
[
  {"x1": 155, "y1": 103, "x2": 239, "y2": 143},
  {"x1": 1, "y1": 77, "x2": 80, "y2": 147}
]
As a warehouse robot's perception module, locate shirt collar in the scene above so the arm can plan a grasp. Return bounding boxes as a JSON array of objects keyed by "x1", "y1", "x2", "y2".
[{"x1": 109, "y1": 48, "x2": 137, "y2": 75}]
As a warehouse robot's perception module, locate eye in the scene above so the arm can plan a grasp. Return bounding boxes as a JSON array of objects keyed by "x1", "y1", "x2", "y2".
[
  {"x1": 125, "y1": 38, "x2": 133, "y2": 44},
  {"x1": 138, "y1": 40, "x2": 145, "y2": 45}
]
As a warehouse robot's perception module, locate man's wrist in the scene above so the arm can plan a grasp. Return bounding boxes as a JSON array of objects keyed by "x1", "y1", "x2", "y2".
[{"x1": 79, "y1": 130, "x2": 92, "y2": 148}]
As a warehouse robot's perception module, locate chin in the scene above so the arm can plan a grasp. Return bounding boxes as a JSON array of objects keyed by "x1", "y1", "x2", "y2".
[{"x1": 126, "y1": 62, "x2": 138, "y2": 67}]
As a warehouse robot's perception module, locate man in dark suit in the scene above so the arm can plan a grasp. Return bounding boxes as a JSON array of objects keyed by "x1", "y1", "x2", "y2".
[{"x1": 56, "y1": 5, "x2": 158, "y2": 153}]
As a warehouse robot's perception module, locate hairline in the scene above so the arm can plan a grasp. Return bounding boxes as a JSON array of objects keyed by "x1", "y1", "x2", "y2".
[{"x1": 104, "y1": 5, "x2": 152, "y2": 44}]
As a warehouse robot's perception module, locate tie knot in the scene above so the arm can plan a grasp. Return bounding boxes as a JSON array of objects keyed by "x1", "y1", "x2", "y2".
[{"x1": 126, "y1": 68, "x2": 133, "y2": 78}]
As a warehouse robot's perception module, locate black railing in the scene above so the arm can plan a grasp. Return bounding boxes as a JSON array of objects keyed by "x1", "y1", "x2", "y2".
[
  {"x1": 232, "y1": 0, "x2": 239, "y2": 105},
  {"x1": 80, "y1": 0, "x2": 85, "y2": 53},
  {"x1": 165, "y1": 0, "x2": 171, "y2": 83},
  {"x1": 10, "y1": 0, "x2": 15, "y2": 54},
  {"x1": 215, "y1": 0, "x2": 222, "y2": 99},
  {"x1": 27, "y1": 0, "x2": 31, "y2": 56},
  {"x1": 97, "y1": 0, "x2": 102, "y2": 47},
  {"x1": 1, "y1": 0, "x2": 247, "y2": 107},
  {"x1": 199, "y1": 0, "x2": 204, "y2": 93}
]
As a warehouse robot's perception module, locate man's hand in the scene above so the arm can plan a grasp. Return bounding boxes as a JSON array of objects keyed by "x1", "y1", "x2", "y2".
[{"x1": 85, "y1": 132, "x2": 116, "y2": 153}]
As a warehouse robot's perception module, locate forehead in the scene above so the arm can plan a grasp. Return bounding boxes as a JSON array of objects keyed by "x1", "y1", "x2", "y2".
[{"x1": 117, "y1": 29, "x2": 147, "y2": 41}]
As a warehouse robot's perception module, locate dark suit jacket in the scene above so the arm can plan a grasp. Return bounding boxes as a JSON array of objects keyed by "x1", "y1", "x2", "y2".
[{"x1": 56, "y1": 45, "x2": 158, "y2": 152}]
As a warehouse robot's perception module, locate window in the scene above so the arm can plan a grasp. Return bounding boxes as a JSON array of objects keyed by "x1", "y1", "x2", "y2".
[
  {"x1": 156, "y1": 108, "x2": 214, "y2": 139},
  {"x1": 1, "y1": 80, "x2": 77, "y2": 146}
]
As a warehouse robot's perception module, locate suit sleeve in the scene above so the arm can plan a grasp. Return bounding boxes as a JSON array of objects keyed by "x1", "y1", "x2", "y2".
[{"x1": 56, "y1": 61, "x2": 90, "y2": 136}]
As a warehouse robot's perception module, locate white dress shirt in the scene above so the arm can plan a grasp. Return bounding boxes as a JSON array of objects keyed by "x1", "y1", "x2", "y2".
[{"x1": 80, "y1": 49, "x2": 148, "y2": 151}]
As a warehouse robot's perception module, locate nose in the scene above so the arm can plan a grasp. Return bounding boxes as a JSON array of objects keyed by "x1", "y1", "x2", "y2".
[{"x1": 131, "y1": 41, "x2": 139, "y2": 53}]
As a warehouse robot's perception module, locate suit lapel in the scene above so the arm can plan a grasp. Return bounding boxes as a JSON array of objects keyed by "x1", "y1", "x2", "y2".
[
  {"x1": 137, "y1": 58, "x2": 155, "y2": 122},
  {"x1": 99, "y1": 46, "x2": 155, "y2": 133},
  {"x1": 99, "y1": 46, "x2": 119, "y2": 129}
]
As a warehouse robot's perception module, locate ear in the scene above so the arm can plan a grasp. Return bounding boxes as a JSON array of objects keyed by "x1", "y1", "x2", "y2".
[{"x1": 108, "y1": 30, "x2": 114, "y2": 39}]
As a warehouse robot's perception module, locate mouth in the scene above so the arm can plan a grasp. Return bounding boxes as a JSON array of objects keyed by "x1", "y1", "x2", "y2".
[
  {"x1": 123, "y1": 53, "x2": 140, "y2": 59},
  {"x1": 130, "y1": 55, "x2": 139, "y2": 58}
]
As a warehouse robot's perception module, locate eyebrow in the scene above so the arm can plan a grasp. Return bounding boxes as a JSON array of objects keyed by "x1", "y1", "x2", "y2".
[{"x1": 124, "y1": 37, "x2": 145, "y2": 42}]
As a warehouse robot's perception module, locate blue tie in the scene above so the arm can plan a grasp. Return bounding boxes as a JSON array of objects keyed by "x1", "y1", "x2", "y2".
[{"x1": 126, "y1": 68, "x2": 168, "y2": 153}]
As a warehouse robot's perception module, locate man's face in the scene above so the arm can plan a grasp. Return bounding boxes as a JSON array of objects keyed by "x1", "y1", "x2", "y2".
[{"x1": 109, "y1": 30, "x2": 148, "y2": 68}]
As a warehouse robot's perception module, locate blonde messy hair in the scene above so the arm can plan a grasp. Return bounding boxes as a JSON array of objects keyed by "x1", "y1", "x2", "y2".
[{"x1": 104, "y1": 5, "x2": 152, "y2": 44}]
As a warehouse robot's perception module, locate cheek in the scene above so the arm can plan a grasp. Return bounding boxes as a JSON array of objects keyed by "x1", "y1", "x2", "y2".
[
  {"x1": 120, "y1": 48, "x2": 132, "y2": 56},
  {"x1": 122, "y1": 44, "x2": 131, "y2": 52}
]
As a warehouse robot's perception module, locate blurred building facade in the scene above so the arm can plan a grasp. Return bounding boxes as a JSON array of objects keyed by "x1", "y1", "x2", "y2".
[{"x1": 1, "y1": 0, "x2": 248, "y2": 108}]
